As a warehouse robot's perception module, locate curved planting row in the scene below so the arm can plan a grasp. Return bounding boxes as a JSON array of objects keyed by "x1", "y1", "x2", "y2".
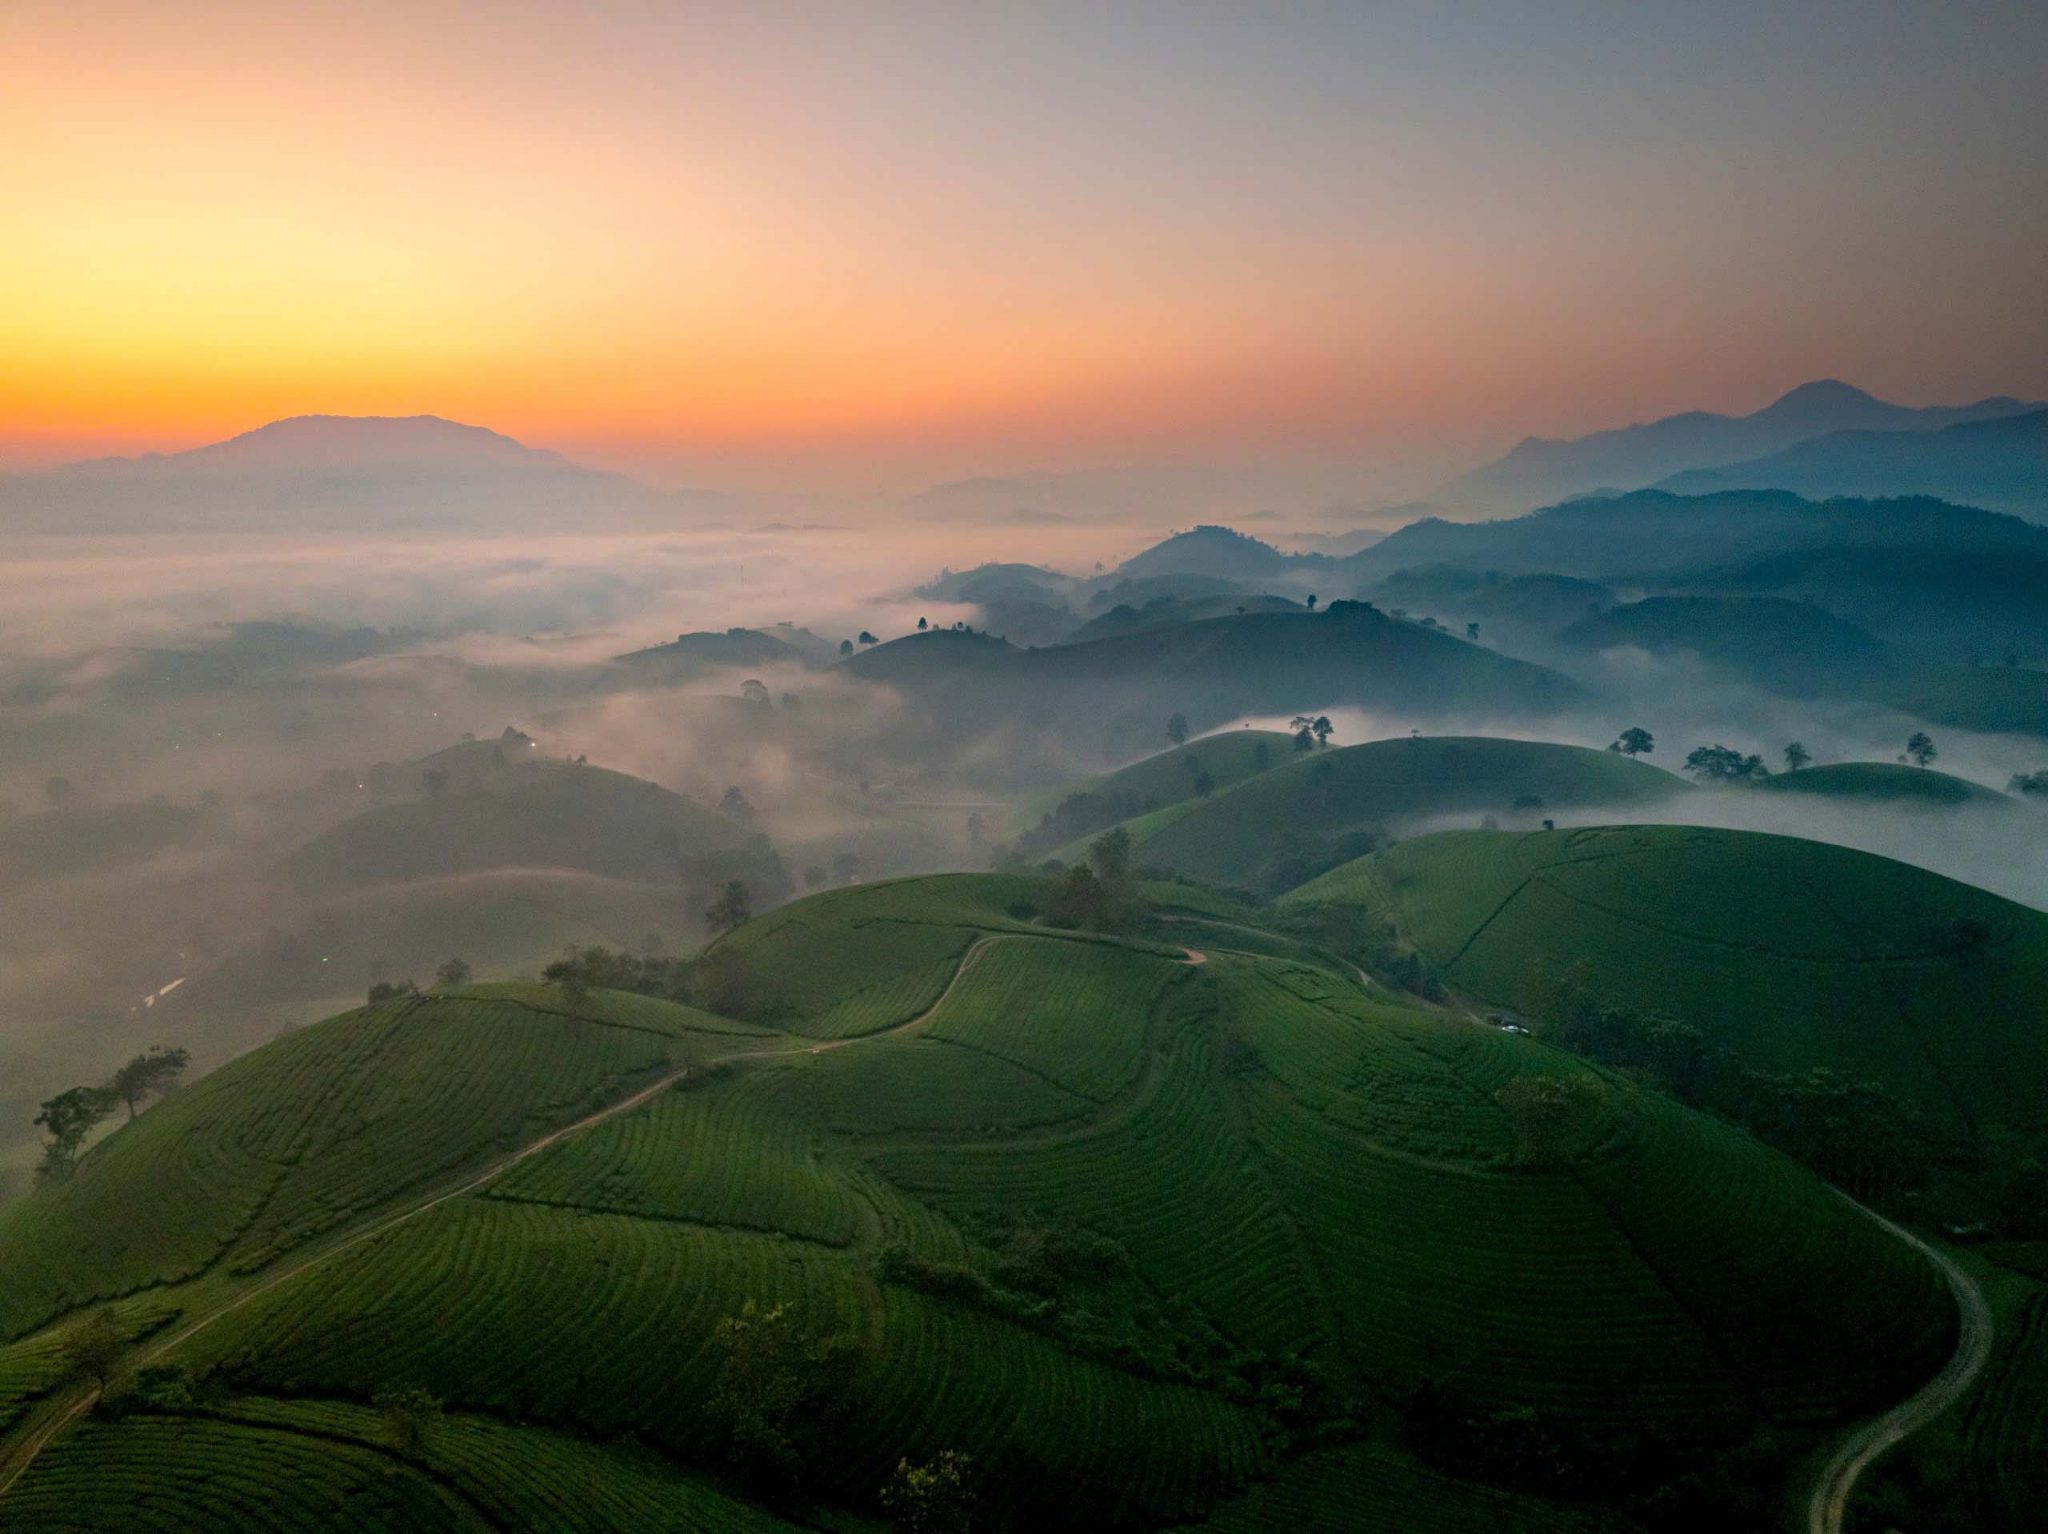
[
  {"x1": 486, "y1": 1069, "x2": 861, "y2": 1246},
  {"x1": 0, "y1": 1414, "x2": 482, "y2": 1532},
  {"x1": 879, "y1": 1022, "x2": 1327, "y2": 1361}
]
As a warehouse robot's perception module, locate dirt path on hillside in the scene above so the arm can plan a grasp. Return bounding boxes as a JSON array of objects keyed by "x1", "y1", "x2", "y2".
[
  {"x1": 0, "y1": 931, "x2": 1206, "y2": 1499},
  {"x1": 1806, "y1": 1196, "x2": 1993, "y2": 1534}
]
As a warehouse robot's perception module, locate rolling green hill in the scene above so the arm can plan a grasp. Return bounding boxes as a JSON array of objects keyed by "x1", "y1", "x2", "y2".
[
  {"x1": 1009, "y1": 731, "x2": 1295, "y2": 850},
  {"x1": 1755, "y1": 761, "x2": 2009, "y2": 807},
  {"x1": 845, "y1": 605, "x2": 1588, "y2": 764},
  {"x1": 1288, "y1": 826, "x2": 2048, "y2": 1139},
  {"x1": 0, "y1": 873, "x2": 1960, "y2": 1531},
  {"x1": 282, "y1": 758, "x2": 782, "y2": 899},
  {"x1": 1088, "y1": 737, "x2": 1687, "y2": 892},
  {"x1": 1556, "y1": 595, "x2": 1897, "y2": 696}
]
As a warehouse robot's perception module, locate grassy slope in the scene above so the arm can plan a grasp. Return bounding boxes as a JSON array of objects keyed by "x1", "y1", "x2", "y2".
[
  {"x1": 846, "y1": 607, "x2": 1589, "y2": 755},
  {"x1": 1754, "y1": 761, "x2": 2010, "y2": 806},
  {"x1": 282, "y1": 762, "x2": 749, "y2": 893},
  {"x1": 0, "y1": 874, "x2": 1959, "y2": 1530},
  {"x1": 1290, "y1": 826, "x2": 2048, "y2": 1135},
  {"x1": 1113, "y1": 737, "x2": 1687, "y2": 887},
  {"x1": 0, "y1": 985, "x2": 749, "y2": 1341},
  {"x1": 1009, "y1": 730, "x2": 1295, "y2": 839}
]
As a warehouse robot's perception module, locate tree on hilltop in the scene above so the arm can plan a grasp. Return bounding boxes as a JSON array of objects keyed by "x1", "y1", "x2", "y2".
[
  {"x1": 1905, "y1": 732, "x2": 1938, "y2": 768},
  {"x1": 1783, "y1": 741, "x2": 1810, "y2": 773},
  {"x1": 433, "y1": 957, "x2": 472, "y2": 989},
  {"x1": 1683, "y1": 744, "x2": 1769, "y2": 782},
  {"x1": 1610, "y1": 727, "x2": 1654, "y2": 757},
  {"x1": 33, "y1": 1084, "x2": 117, "y2": 1182},
  {"x1": 1166, "y1": 712, "x2": 1189, "y2": 746},
  {"x1": 108, "y1": 1045, "x2": 190, "y2": 1119},
  {"x1": 706, "y1": 879, "x2": 752, "y2": 935}
]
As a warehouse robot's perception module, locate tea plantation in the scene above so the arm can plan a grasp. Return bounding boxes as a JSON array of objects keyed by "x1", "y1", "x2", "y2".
[{"x1": 0, "y1": 869, "x2": 1974, "y2": 1530}]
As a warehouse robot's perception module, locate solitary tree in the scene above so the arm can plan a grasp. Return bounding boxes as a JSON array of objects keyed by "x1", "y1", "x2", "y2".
[
  {"x1": 1466, "y1": 621, "x2": 1480, "y2": 642},
  {"x1": 33, "y1": 1084, "x2": 117, "y2": 1180},
  {"x1": 1166, "y1": 712, "x2": 1189, "y2": 746},
  {"x1": 375, "y1": 1386, "x2": 442, "y2": 1455},
  {"x1": 917, "y1": 616, "x2": 928, "y2": 631},
  {"x1": 1306, "y1": 594, "x2": 1318, "y2": 610},
  {"x1": 1089, "y1": 825, "x2": 1133, "y2": 889},
  {"x1": 858, "y1": 631, "x2": 878, "y2": 646},
  {"x1": 1905, "y1": 732, "x2": 1938, "y2": 768},
  {"x1": 1783, "y1": 741, "x2": 1811, "y2": 773},
  {"x1": 882, "y1": 1450, "x2": 976, "y2": 1534},
  {"x1": 1683, "y1": 744, "x2": 1769, "y2": 782},
  {"x1": 839, "y1": 638, "x2": 853, "y2": 657},
  {"x1": 719, "y1": 786, "x2": 755, "y2": 825},
  {"x1": 740, "y1": 678, "x2": 770, "y2": 705},
  {"x1": 107, "y1": 1045, "x2": 190, "y2": 1119},
  {"x1": 706, "y1": 880, "x2": 752, "y2": 934},
  {"x1": 1611, "y1": 727, "x2": 1654, "y2": 757},
  {"x1": 62, "y1": 1308, "x2": 126, "y2": 1391},
  {"x1": 1312, "y1": 715, "x2": 1334, "y2": 748},
  {"x1": 433, "y1": 957, "x2": 472, "y2": 989}
]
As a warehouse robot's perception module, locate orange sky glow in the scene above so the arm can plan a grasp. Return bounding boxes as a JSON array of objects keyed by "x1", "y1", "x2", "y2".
[{"x1": 5, "y1": 2, "x2": 2044, "y2": 491}]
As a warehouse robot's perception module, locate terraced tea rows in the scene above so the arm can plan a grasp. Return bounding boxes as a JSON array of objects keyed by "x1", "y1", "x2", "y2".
[
  {"x1": 486, "y1": 1069, "x2": 861, "y2": 1245},
  {"x1": 923, "y1": 936, "x2": 1177, "y2": 1101},
  {"x1": 0, "y1": 870, "x2": 1976, "y2": 1532},
  {"x1": 1296, "y1": 826, "x2": 2048, "y2": 1135},
  {"x1": 0, "y1": 992, "x2": 701, "y2": 1342},
  {"x1": 0, "y1": 1413, "x2": 483, "y2": 1531},
  {"x1": 1184, "y1": 1443, "x2": 1639, "y2": 1533}
]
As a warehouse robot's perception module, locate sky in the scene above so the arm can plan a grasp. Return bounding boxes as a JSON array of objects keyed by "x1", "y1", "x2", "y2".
[{"x1": 4, "y1": 0, "x2": 2045, "y2": 494}]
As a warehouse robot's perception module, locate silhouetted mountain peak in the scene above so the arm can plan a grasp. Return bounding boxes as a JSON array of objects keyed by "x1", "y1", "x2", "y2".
[{"x1": 62, "y1": 414, "x2": 589, "y2": 477}]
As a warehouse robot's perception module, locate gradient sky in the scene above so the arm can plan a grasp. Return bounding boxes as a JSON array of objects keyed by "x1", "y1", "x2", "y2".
[{"x1": 4, "y1": 0, "x2": 2045, "y2": 491}]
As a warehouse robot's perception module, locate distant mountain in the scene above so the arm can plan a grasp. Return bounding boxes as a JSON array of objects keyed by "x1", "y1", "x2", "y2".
[
  {"x1": 1678, "y1": 545, "x2": 2048, "y2": 664},
  {"x1": 1063, "y1": 591, "x2": 1301, "y2": 644},
  {"x1": 1654, "y1": 408, "x2": 2048, "y2": 517},
  {"x1": 615, "y1": 624, "x2": 833, "y2": 676},
  {"x1": 1114, "y1": 525, "x2": 1324, "y2": 583},
  {"x1": 1442, "y1": 381, "x2": 2044, "y2": 513},
  {"x1": 1, "y1": 414, "x2": 651, "y2": 531},
  {"x1": 1351, "y1": 489, "x2": 2048, "y2": 585},
  {"x1": 1558, "y1": 595, "x2": 1898, "y2": 697},
  {"x1": 844, "y1": 603, "x2": 1585, "y2": 771}
]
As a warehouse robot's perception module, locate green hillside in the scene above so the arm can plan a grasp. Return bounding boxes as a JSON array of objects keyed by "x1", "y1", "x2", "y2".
[
  {"x1": 282, "y1": 758, "x2": 779, "y2": 897},
  {"x1": 1099, "y1": 736, "x2": 1686, "y2": 891},
  {"x1": 0, "y1": 873, "x2": 1959, "y2": 1530},
  {"x1": 845, "y1": 605, "x2": 1588, "y2": 762},
  {"x1": 1754, "y1": 761, "x2": 2009, "y2": 807},
  {"x1": 1010, "y1": 731, "x2": 1295, "y2": 849},
  {"x1": 1289, "y1": 826, "x2": 2048, "y2": 1139},
  {"x1": 1556, "y1": 595, "x2": 1896, "y2": 697}
]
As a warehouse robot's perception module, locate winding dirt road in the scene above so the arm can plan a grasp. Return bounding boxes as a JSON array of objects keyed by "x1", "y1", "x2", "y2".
[
  {"x1": 1806, "y1": 1196, "x2": 1993, "y2": 1534},
  {"x1": 1, "y1": 933, "x2": 1216, "y2": 1498}
]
